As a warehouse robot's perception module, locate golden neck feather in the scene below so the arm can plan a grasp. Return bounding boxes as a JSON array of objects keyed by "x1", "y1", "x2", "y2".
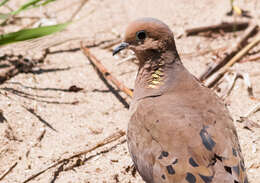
[{"x1": 148, "y1": 61, "x2": 165, "y2": 89}]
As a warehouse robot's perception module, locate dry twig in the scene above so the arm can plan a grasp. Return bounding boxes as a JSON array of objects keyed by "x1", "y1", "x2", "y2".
[
  {"x1": 23, "y1": 130, "x2": 126, "y2": 183},
  {"x1": 0, "y1": 162, "x2": 18, "y2": 181},
  {"x1": 199, "y1": 24, "x2": 259, "y2": 81},
  {"x1": 80, "y1": 42, "x2": 133, "y2": 97},
  {"x1": 214, "y1": 70, "x2": 257, "y2": 99},
  {"x1": 204, "y1": 33, "x2": 260, "y2": 88},
  {"x1": 186, "y1": 21, "x2": 249, "y2": 36},
  {"x1": 237, "y1": 103, "x2": 260, "y2": 131},
  {"x1": 64, "y1": 138, "x2": 127, "y2": 172}
]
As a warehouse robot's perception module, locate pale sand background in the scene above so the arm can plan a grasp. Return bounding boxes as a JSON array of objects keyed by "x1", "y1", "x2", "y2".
[{"x1": 0, "y1": 0, "x2": 259, "y2": 182}]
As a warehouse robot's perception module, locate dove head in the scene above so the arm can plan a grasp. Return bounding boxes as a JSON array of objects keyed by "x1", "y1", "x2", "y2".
[{"x1": 113, "y1": 18, "x2": 179, "y2": 65}]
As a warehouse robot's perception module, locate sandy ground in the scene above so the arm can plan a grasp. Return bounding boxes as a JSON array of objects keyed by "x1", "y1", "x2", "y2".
[{"x1": 0, "y1": 0, "x2": 260, "y2": 182}]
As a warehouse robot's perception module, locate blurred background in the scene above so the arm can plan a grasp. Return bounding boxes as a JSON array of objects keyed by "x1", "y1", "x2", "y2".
[{"x1": 0, "y1": 0, "x2": 259, "y2": 182}]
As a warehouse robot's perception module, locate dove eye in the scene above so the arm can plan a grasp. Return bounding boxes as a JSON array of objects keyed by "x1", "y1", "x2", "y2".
[{"x1": 136, "y1": 30, "x2": 146, "y2": 41}]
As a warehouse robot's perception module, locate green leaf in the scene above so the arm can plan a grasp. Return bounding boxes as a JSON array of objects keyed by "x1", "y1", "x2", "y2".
[
  {"x1": 10, "y1": 0, "x2": 57, "y2": 15},
  {"x1": 0, "y1": 0, "x2": 57, "y2": 25},
  {"x1": 0, "y1": 22, "x2": 70, "y2": 46},
  {"x1": 11, "y1": 0, "x2": 43, "y2": 15},
  {"x1": 0, "y1": 0, "x2": 10, "y2": 7},
  {"x1": 37, "y1": 0, "x2": 56, "y2": 6}
]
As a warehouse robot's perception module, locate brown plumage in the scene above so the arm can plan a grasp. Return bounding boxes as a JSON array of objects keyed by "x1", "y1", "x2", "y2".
[{"x1": 113, "y1": 18, "x2": 247, "y2": 183}]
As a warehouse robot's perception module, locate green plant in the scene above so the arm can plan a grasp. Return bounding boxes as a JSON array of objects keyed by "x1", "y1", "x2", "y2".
[
  {"x1": 0, "y1": 0, "x2": 70, "y2": 46},
  {"x1": 10, "y1": 0, "x2": 56, "y2": 15},
  {"x1": 0, "y1": 22, "x2": 70, "y2": 46}
]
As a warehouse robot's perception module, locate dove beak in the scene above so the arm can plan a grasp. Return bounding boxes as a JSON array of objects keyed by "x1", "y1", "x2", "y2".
[{"x1": 113, "y1": 42, "x2": 129, "y2": 56}]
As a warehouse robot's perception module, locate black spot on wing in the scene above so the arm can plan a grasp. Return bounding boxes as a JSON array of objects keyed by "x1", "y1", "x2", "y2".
[
  {"x1": 232, "y1": 148, "x2": 237, "y2": 157},
  {"x1": 224, "y1": 166, "x2": 232, "y2": 174},
  {"x1": 189, "y1": 157, "x2": 199, "y2": 167},
  {"x1": 166, "y1": 165, "x2": 175, "y2": 175},
  {"x1": 234, "y1": 180, "x2": 239, "y2": 183},
  {"x1": 199, "y1": 125, "x2": 216, "y2": 151},
  {"x1": 233, "y1": 165, "x2": 240, "y2": 176},
  {"x1": 186, "y1": 173, "x2": 196, "y2": 183},
  {"x1": 161, "y1": 174, "x2": 166, "y2": 180},
  {"x1": 214, "y1": 154, "x2": 223, "y2": 161},
  {"x1": 199, "y1": 174, "x2": 213, "y2": 183},
  {"x1": 172, "y1": 158, "x2": 178, "y2": 165}
]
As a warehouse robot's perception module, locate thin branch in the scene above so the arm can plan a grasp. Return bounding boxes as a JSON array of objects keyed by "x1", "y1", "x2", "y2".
[
  {"x1": 65, "y1": 138, "x2": 126, "y2": 172},
  {"x1": 49, "y1": 138, "x2": 126, "y2": 183},
  {"x1": 22, "y1": 130, "x2": 125, "y2": 183},
  {"x1": 204, "y1": 33, "x2": 260, "y2": 88},
  {"x1": 0, "y1": 162, "x2": 18, "y2": 181},
  {"x1": 80, "y1": 42, "x2": 133, "y2": 98},
  {"x1": 25, "y1": 108, "x2": 57, "y2": 132},
  {"x1": 199, "y1": 24, "x2": 259, "y2": 81},
  {"x1": 185, "y1": 21, "x2": 249, "y2": 36}
]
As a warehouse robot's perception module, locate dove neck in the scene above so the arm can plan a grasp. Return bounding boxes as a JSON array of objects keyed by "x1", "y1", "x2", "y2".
[{"x1": 133, "y1": 50, "x2": 186, "y2": 100}]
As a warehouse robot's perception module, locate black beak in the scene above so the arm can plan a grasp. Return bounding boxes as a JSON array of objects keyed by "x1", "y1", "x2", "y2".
[{"x1": 113, "y1": 42, "x2": 129, "y2": 56}]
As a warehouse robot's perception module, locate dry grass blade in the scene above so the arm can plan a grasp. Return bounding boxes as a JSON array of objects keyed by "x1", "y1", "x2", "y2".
[
  {"x1": 73, "y1": 139, "x2": 126, "y2": 170},
  {"x1": 199, "y1": 24, "x2": 259, "y2": 81},
  {"x1": 186, "y1": 21, "x2": 249, "y2": 36},
  {"x1": 204, "y1": 33, "x2": 260, "y2": 88},
  {"x1": 66, "y1": 130, "x2": 126, "y2": 160},
  {"x1": 23, "y1": 130, "x2": 126, "y2": 183},
  {"x1": 218, "y1": 34, "x2": 260, "y2": 72},
  {"x1": 80, "y1": 42, "x2": 133, "y2": 98},
  {"x1": 0, "y1": 161, "x2": 18, "y2": 181}
]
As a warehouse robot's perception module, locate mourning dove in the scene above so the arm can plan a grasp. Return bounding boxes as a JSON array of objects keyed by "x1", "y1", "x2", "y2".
[{"x1": 113, "y1": 18, "x2": 247, "y2": 183}]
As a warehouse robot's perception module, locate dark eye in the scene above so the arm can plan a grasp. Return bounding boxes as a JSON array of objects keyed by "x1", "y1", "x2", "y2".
[{"x1": 136, "y1": 30, "x2": 146, "y2": 40}]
